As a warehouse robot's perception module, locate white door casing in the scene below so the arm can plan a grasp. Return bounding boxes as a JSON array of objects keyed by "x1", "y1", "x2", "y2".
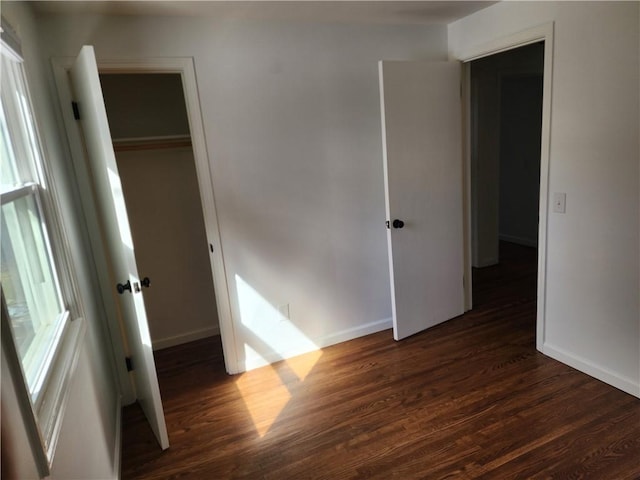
[
  {"x1": 96, "y1": 58, "x2": 239, "y2": 375},
  {"x1": 53, "y1": 53, "x2": 240, "y2": 396},
  {"x1": 456, "y1": 22, "x2": 554, "y2": 351},
  {"x1": 379, "y1": 60, "x2": 465, "y2": 340},
  {"x1": 69, "y1": 46, "x2": 169, "y2": 449}
]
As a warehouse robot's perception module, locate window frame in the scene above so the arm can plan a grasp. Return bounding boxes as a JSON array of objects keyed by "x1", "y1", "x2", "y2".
[
  {"x1": 1, "y1": 183, "x2": 67, "y2": 400},
  {"x1": 1, "y1": 20, "x2": 86, "y2": 477}
]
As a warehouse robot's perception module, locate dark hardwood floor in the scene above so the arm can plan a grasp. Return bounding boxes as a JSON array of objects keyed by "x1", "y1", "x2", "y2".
[{"x1": 121, "y1": 242, "x2": 640, "y2": 479}]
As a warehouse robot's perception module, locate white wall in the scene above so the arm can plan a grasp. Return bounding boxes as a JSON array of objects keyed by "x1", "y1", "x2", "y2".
[
  {"x1": 36, "y1": 13, "x2": 447, "y2": 370},
  {"x1": 1, "y1": 3, "x2": 120, "y2": 479},
  {"x1": 450, "y1": 1, "x2": 640, "y2": 397}
]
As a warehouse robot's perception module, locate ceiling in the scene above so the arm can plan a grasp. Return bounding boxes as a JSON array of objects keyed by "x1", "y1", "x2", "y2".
[{"x1": 31, "y1": 1, "x2": 496, "y2": 25}]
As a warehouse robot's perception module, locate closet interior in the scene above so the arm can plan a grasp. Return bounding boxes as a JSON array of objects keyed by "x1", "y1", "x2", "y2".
[{"x1": 101, "y1": 73, "x2": 220, "y2": 351}]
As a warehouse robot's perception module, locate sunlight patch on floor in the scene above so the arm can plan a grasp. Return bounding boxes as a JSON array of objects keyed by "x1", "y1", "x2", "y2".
[
  {"x1": 234, "y1": 275, "x2": 323, "y2": 437},
  {"x1": 235, "y1": 366, "x2": 292, "y2": 438},
  {"x1": 286, "y1": 349, "x2": 323, "y2": 381}
]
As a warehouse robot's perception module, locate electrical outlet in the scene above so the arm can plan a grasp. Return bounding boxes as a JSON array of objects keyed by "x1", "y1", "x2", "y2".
[
  {"x1": 553, "y1": 192, "x2": 566, "y2": 214},
  {"x1": 278, "y1": 304, "x2": 290, "y2": 320}
]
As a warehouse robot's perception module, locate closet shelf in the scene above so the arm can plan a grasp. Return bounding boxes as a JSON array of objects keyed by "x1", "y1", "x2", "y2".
[{"x1": 112, "y1": 135, "x2": 191, "y2": 152}]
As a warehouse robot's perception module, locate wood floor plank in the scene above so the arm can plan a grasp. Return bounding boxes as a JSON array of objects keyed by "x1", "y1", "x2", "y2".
[{"x1": 121, "y1": 242, "x2": 640, "y2": 479}]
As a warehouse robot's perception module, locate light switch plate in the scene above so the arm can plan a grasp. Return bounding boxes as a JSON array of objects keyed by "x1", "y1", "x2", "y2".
[{"x1": 553, "y1": 192, "x2": 566, "y2": 213}]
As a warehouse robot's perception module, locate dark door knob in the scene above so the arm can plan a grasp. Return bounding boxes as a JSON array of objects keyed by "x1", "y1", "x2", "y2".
[
  {"x1": 141, "y1": 277, "x2": 151, "y2": 288},
  {"x1": 392, "y1": 219, "x2": 405, "y2": 229},
  {"x1": 117, "y1": 280, "x2": 132, "y2": 294}
]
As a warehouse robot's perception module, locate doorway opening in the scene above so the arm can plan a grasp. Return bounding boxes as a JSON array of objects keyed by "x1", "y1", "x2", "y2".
[
  {"x1": 469, "y1": 42, "x2": 544, "y2": 316},
  {"x1": 99, "y1": 73, "x2": 222, "y2": 355}
]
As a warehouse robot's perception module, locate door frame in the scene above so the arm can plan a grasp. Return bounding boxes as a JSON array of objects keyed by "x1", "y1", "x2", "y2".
[
  {"x1": 456, "y1": 22, "x2": 554, "y2": 352},
  {"x1": 52, "y1": 56, "x2": 239, "y2": 402}
]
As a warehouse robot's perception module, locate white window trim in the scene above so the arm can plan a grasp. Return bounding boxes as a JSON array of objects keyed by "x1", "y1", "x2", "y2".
[
  {"x1": 1, "y1": 302, "x2": 85, "y2": 475},
  {"x1": 1, "y1": 20, "x2": 86, "y2": 477}
]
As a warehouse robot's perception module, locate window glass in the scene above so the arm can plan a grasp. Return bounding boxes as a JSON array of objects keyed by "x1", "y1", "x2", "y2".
[
  {"x1": 0, "y1": 105, "x2": 21, "y2": 189},
  {"x1": 1, "y1": 195, "x2": 66, "y2": 395},
  {"x1": 1, "y1": 50, "x2": 39, "y2": 188}
]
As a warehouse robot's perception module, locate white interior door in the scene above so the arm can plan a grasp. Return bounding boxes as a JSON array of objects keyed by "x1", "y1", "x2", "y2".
[
  {"x1": 70, "y1": 46, "x2": 169, "y2": 449},
  {"x1": 379, "y1": 60, "x2": 464, "y2": 341}
]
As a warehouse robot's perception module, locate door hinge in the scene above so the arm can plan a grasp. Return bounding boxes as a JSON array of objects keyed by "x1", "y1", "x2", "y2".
[
  {"x1": 71, "y1": 101, "x2": 80, "y2": 120},
  {"x1": 125, "y1": 356, "x2": 133, "y2": 372},
  {"x1": 209, "y1": 243, "x2": 214, "y2": 253}
]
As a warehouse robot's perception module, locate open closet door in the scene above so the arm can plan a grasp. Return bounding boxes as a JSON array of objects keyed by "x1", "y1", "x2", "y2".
[
  {"x1": 379, "y1": 60, "x2": 464, "y2": 341},
  {"x1": 69, "y1": 46, "x2": 169, "y2": 449}
]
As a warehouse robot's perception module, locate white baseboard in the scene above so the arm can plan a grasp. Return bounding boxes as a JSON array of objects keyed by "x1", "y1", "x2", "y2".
[
  {"x1": 153, "y1": 325, "x2": 220, "y2": 351},
  {"x1": 499, "y1": 233, "x2": 538, "y2": 248},
  {"x1": 114, "y1": 395, "x2": 123, "y2": 480},
  {"x1": 239, "y1": 317, "x2": 393, "y2": 372},
  {"x1": 316, "y1": 317, "x2": 393, "y2": 349},
  {"x1": 541, "y1": 342, "x2": 640, "y2": 398}
]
